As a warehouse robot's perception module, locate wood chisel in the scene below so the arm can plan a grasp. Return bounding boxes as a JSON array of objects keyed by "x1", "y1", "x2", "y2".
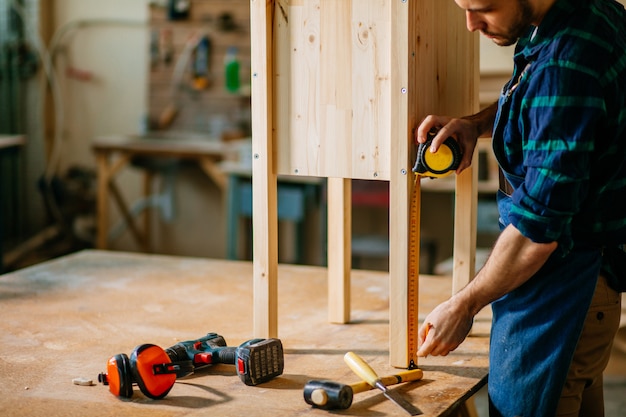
[{"x1": 344, "y1": 352, "x2": 423, "y2": 415}]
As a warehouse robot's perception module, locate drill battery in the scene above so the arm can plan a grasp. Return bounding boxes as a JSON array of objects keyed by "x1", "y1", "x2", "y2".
[
  {"x1": 236, "y1": 338, "x2": 284, "y2": 386},
  {"x1": 165, "y1": 333, "x2": 284, "y2": 386}
]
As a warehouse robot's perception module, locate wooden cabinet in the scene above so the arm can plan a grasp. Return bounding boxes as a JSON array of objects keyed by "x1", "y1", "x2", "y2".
[{"x1": 251, "y1": 0, "x2": 479, "y2": 368}]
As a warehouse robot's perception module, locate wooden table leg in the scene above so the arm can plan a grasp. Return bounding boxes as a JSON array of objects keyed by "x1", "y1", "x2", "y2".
[
  {"x1": 109, "y1": 181, "x2": 148, "y2": 251},
  {"x1": 226, "y1": 174, "x2": 242, "y2": 260},
  {"x1": 95, "y1": 152, "x2": 110, "y2": 249},
  {"x1": 143, "y1": 170, "x2": 154, "y2": 253},
  {"x1": 96, "y1": 151, "x2": 145, "y2": 251},
  {"x1": 198, "y1": 157, "x2": 227, "y2": 191},
  {"x1": 327, "y1": 177, "x2": 351, "y2": 324}
]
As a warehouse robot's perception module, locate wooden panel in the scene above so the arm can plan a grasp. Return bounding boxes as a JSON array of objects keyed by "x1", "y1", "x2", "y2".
[
  {"x1": 453, "y1": 154, "x2": 479, "y2": 294},
  {"x1": 318, "y1": 0, "x2": 354, "y2": 178},
  {"x1": 274, "y1": 0, "x2": 393, "y2": 180}
]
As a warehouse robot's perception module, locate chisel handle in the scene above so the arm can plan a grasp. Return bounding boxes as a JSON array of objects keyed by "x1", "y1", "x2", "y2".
[
  {"x1": 344, "y1": 352, "x2": 383, "y2": 388},
  {"x1": 350, "y1": 369, "x2": 423, "y2": 394}
]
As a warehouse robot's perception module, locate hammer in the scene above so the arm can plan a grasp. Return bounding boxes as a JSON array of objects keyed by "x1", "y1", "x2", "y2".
[{"x1": 303, "y1": 369, "x2": 423, "y2": 410}]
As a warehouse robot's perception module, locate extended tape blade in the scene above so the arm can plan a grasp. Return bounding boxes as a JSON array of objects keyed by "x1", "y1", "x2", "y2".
[{"x1": 407, "y1": 175, "x2": 421, "y2": 368}]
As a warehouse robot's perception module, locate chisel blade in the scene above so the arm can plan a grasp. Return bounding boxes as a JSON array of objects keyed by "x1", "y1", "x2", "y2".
[{"x1": 378, "y1": 383, "x2": 423, "y2": 415}]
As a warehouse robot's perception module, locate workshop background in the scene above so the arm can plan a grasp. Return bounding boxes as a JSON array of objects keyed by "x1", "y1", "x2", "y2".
[
  {"x1": 1, "y1": 1, "x2": 625, "y2": 414},
  {"x1": 1, "y1": 0, "x2": 513, "y2": 273}
]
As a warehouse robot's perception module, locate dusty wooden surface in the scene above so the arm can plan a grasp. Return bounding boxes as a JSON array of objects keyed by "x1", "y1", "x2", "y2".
[{"x1": 0, "y1": 250, "x2": 490, "y2": 416}]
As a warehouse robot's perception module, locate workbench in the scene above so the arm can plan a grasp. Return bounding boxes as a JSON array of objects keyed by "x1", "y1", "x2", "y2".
[
  {"x1": 0, "y1": 250, "x2": 490, "y2": 417},
  {"x1": 92, "y1": 133, "x2": 232, "y2": 251}
]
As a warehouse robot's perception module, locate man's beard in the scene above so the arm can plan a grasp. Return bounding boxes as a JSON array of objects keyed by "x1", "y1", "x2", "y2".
[{"x1": 484, "y1": 0, "x2": 534, "y2": 46}]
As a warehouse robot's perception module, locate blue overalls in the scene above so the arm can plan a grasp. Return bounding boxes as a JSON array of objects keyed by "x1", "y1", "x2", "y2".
[
  {"x1": 489, "y1": 54, "x2": 602, "y2": 414},
  {"x1": 488, "y1": 172, "x2": 601, "y2": 416}
]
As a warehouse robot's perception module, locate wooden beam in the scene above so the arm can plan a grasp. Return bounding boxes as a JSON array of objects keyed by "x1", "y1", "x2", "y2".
[
  {"x1": 327, "y1": 177, "x2": 351, "y2": 324},
  {"x1": 389, "y1": 0, "x2": 413, "y2": 368},
  {"x1": 96, "y1": 153, "x2": 110, "y2": 250},
  {"x1": 453, "y1": 152, "x2": 479, "y2": 294},
  {"x1": 251, "y1": 0, "x2": 279, "y2": 338}
]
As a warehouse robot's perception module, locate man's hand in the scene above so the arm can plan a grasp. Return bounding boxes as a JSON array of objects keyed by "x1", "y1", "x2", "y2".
[
  {"x1": 417, "y1": 295, "x2": 474, "y2": 357},
  {"x1": 416, "y1": 226, "x2": 558, "y2": 358},
  {"x1": 415, "y1": 115, "x2": 480, "y2": 174},
  {"x1": 415, "y1": 102, "x2": 498, "y2": 174}
]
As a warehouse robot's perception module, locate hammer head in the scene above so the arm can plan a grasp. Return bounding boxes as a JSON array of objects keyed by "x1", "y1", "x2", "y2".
[{"x1": 303, "y1": 379, "x2": 353, "y2": 410}]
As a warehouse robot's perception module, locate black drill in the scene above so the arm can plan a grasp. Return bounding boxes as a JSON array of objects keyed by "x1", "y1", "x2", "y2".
[
  {"x1": 165, "y1": 332, "x2": 284, "y2": 386},
  {"x1": 98, "y1": 333, "x2": 284, "y2": 399}
]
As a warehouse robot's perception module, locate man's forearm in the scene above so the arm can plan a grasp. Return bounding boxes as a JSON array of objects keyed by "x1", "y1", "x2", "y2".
[
  {"x1": 457, "y1": 225, "x2": 558, "y2": 316},
  {"x1": 462, "y1": 101, "x2": 498, "y2": 138}
]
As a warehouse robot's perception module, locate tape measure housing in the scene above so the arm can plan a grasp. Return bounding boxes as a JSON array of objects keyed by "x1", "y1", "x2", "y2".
[{"x1": 413, "y1": 137, "x2": 461, "y2": 178}]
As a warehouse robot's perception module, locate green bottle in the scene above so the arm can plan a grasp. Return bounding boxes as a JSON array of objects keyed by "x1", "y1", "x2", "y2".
[{"x1": 224, "y1": 46, "x2": 240, "y2": 93}]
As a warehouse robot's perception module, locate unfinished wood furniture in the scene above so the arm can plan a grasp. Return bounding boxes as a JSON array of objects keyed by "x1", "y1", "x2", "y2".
[
  {"x1": 250, "y1": 1, "x2": 479, "y2": 368},
  {"x1": 93, "y1": 133, "x2": 230, "y2": 251},
  {"x1": 0, "y1": 249, "x2": 490, "y2": 416}
]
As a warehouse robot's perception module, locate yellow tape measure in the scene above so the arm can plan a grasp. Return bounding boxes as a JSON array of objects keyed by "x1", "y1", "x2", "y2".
[
  {"x1": 412, "y1": 132, "x2": 461, "y2": 178},
  {"x1": 407, "y1": 174, "x2": 421, "y2": 369},
  {"x1": 406, "y1": 132, "x2": 462, "y2": 367}
]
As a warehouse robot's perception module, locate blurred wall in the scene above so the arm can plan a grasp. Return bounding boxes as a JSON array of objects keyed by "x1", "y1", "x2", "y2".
[
  {"x1": 50, "y1": 0, "x2": 228, "y2": 259},
  {"x1": 52, "y1": 0, "x2": 149, "y2": 170}
]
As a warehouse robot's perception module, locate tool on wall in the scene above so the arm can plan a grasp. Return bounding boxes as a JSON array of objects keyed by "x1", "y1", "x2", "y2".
[
  {"x1": 224, "y1": 46, "x2": 240, "y2": 93},
  {"x1": 97, "y1": 332, "x2": 284, "y2": 399},
  {"x1": 168, "y1": 0, "x2": 191, "y2": 21},
  {"x1": 303, "y1": 369, "x2": 423, "y2": 410},
  {"x1": 191, "y1": 34, "x2": 212, "y2": 90},
  {"x1": 158, "y1": 34, "x2": 203, "y2": 128},
  {"x1": 344, "y1": 352, "x2": 423, "y2": 415}
]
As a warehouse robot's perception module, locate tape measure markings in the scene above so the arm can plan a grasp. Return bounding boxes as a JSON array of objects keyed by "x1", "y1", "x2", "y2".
[{"x1": 407, "y1": 174, "x2": 421, "y2": 369}]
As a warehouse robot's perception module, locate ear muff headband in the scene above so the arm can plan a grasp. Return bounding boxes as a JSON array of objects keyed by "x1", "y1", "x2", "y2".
[
  {"x1": 130, "y1": 344, "x2": 176, "y2": 399},
  {"x1": 106, "y1": 353, "x2": 133, "y2": 398}
]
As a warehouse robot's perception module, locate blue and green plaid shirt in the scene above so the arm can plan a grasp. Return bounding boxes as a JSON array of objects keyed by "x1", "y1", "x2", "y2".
[{"x1": 493, "y1": 0, "x2": 626, "y2": 256}]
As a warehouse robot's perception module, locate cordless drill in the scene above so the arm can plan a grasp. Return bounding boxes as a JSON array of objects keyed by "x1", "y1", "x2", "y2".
[
  {"x1": 164, "y1": 333, "x2": 284, "y2": 386},
  {"x1": 98, "y1": 333, "x2": 284, "y2": 399}
]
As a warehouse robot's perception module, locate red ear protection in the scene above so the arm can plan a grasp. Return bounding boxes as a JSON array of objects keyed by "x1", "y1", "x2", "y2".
[
  {"x1": 100, "y1": 353, "x2": 133, "y2": 398},
  {"x1": 130, "y1": 344, "x2": 177, "y2": 399},
  {"x1": 98, "y1": 343, "x2": 192, "y2": 400}
]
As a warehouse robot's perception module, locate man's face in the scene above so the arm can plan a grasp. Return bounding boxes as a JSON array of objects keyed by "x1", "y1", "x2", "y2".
[{"x1": 455, "y1": 0, "x2": 535, "y2": 46}]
